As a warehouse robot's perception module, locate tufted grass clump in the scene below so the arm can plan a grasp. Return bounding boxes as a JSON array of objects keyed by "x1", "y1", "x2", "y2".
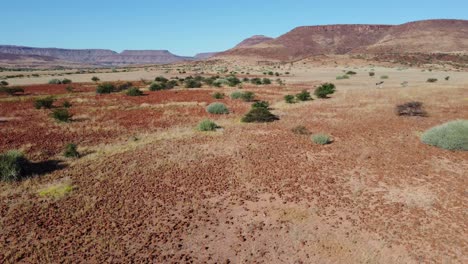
[
  {"x1": 0, "y1": 150, "x2": 28, "y2": 182},
  {"x1": 38, "y1": 182, "x2": 74, "y2": 198},
  {"x1": 197, "y1": 119, "x2": 218, "y2": 131},
  {"x1": 63, "y1": 143, "x2": 80, "y2": 158},
  {"x1": 312, "y1": 134, "x2": 331, "y2": 145},
  {"x1": 230, "y1": 91, "x2": 243, "y2": 99},
  {"x1": 206, "y1": 103, "x2": 229, "y2": 114},
  {"x1": 421, "y1": 120, "x2": 468, "y2": 151}
]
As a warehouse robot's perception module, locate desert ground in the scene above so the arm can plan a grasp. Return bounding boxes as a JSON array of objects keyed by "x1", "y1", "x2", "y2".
[{"x1": 1, "y1": 60, "x2": 467, "y2": 263}]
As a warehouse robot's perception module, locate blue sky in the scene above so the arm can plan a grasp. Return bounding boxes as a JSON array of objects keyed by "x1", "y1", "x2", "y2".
[{"x1": 1, "y1": 0, "x2": 467, "y2": 56}]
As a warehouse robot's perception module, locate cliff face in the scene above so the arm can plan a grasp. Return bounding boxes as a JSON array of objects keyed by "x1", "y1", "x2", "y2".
[
  {"x1": 217, "y1": 19, "x2": 468, "y2": 60},
  {"x1": 0, "y1": 46, "x2": 193, "y2": 65}
]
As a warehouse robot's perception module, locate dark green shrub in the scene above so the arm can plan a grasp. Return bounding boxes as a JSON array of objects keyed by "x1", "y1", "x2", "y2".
[
  {"x1": 126, "y1": 87, "x2": 144, "y2": 96},
  {"x1": 167, "y1": 80, "x2": 178, "y2": 88},
  {"x1": 262, "y1": 78, "x2": 272, "y2": 85},
  {"x1": 252, "y1": 101, "x2": 269, "y2": 109},
  {"x1": 64, "y1": 143, "x2": 79, "y2": 158},
  {"x1": 242, "y1": 107, "x2": 278, "y2": 123},
  {"x1": 206, "y1": 103, "x2": 229, "y2": 114},
  {"x1": 421, "y1": 120, "x2": 468, "y2": 151},
  {"x1": 96, "y1": 83, "x2": 115, "y2": 94},
  {"x1": 51, "y1": 108, "x2": 72, "y2": 122},
  {"x1": 268, "y1": 71, "x2": 274, "y2": 75},
  {"x1": 346, "y1": 71, "x2": 357, "y2": 75},
  {"x1": 155, "y1": 76, "x2": 168, "y2": 83},
  {"x1": 336, "y1": 75, "x2": 349, "y2": 80},
  {"x1": 185, "y1": 79, "x2": 202, "y2": 88},
  {"x1": 369, "y1": 72, "x2": 375, "y2": 77},
  {"x1": 0, "y1": 150, "x2": 27, "y2": 182},
  {"x1": 91, "y1": 76, "x2": 100, "y2": 82},
  {"x1": 242, "y1": 77, "x2": 250, "y2": 82},
  {"x1": 445, "y1": 76, "x2": 450, "y2": 81},
  {"x1": 284, "y1": 94, "x2": 295, "y2": 104},
  {"x1": 117, "y1": 82, "x2": 133, "y2": 91},
  {"x1": 65, "y1": 85, "x2": 74, "y2": 93},
  {"x1": 212, "y1": 92, "x2": 225, "y2": 99},
  {"x1": 0, "y1": 81, "x2": 8, "y2": 86},
  {"x1": 230, "y1": 91, "x2": 243, "y2": 99},
  {"x1": 226, "y1": 76, "x2": 241, "y2": 87},
  {"x1": 296, "y1": 90, "x2": 312, "y2": 101},
  {"x1": 395, "y1": 102, "x2": 426, "y2": 116},
  {"x1": 197, "y1": 119, "x2": 218, "y2": 131},
  {"x1": 312, "y1": 134, "x2": 331, "y2": 145},
  {"x1": 149, "y1": 81, "x2": 167, "y2": 91},
  {"x1": 427, "y1": 78, "x2": 438, "y2": 83},
  {"x1": 62, "y1": 100, "x2": 72, "y2": 108},
  {"x1": 34, "y1": 96, "x2": 55, "y2": 109},
  {"x1": 48, "y1": 79, "x2": 62, "y2": 84},
  {"x1": 250, "y1": 78, "x2": 262, "y2": 85},
  {"x1": 240, "y1": 91, "x2": 255, "y2": 102},
  {"x1": 62, "y1": 78, "x2": 72, "y2": 84},
  {"x1": 314, "y1": 83, "x2": 336, "y2": 99}
]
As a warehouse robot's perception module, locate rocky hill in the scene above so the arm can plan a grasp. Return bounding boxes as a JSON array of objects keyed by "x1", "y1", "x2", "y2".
[
  {"x1": 234, "y1": 35, "x2": 274, "y2": 48},
  {"x1": 217, "y1": 19, "x2": 468, "y2": 61}
]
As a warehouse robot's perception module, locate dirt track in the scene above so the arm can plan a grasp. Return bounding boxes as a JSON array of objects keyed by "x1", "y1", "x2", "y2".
[{"x1": 1, "y1": 65, "x2": 467, "y2": 263}]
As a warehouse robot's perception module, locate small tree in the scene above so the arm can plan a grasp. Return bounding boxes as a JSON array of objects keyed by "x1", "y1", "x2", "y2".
[{"x1": 314, "y1": 83, "x2": 336, "y2": 99}]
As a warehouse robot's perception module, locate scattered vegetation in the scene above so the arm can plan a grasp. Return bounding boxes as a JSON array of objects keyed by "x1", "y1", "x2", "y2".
[
  {"x1": 427, "y1": 78, "x2": 438, "y2": 83},
  {"x1": 96, "y1": 83, "x2": 115, "y2": 94},
  {"x1": 314, "y1": 83, "x2": 336, "y2": 99},
  {"x1": 62, "y1": 100, "x2": 72, "y2": 108},
  {"x1": 312, "y1": 134, "x2": 331, "y2": 145},
  {"x1": 284, "y1": 94, "x2": 295, "y2": 104},
  {"x1": 34, "y1": 96, "x2": 56, "y2": 109},
  {"x1": 197, "y1": 119, "x2": 218, "y2": 131},
  {"x1": 212, "y1": 92, "x2": 225, "y2": 99},
  {"x1": 395, "y1": 101, "x2": 427, "y2": 116},
  {"x1": 369, "y1": 72, "x2": 375, "y2": 77},
  {"x1": 63, "y1": 143, "x2": 79, "y2": 158},
  {"x1": 206, "y1": 103, "x2": 229, "y2": 114},
  {"x1": 346, "y1": 71, "x2": 357, "y2": 75},
  {"x1": 421, "y1": 120, "x2": 468, "y2": 151},
  {"x1": 252, "y1": 101, "x2": 269, "y2": 109},
  {"x1": 91, "y1": 76, "x2": 100, "y2": 82},
  {"x1": 0, "y1": 86, "x2": 24, "y2": 96},
  {"x1": 336, "y1": 75, "x2": 349, "y2": 80}
]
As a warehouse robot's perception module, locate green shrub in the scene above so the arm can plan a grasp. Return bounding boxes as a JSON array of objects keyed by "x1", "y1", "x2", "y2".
[
  {"x1": 230, "y1": 91, "x2": 243, "y2": 99},
  {"x1": 185, "y1": 79, "x2": 202, "y2": 88},
  {"x1": 167, "y1": 80, "x2": 178, "y2": 88},
  {"x1": 395, "y1": 102, "x2": 426, "y2": 116},
  {"x1": 34, "y1": 96, "x2": 55, "y2": 109},
  {"x1": 284, "y1": 94, "x2": 295, "y2": 104},
  {"x1": 226, "y1": 76, "x2": 241, "y2": 87},
  {"x1": 96, "y1": 83, "x2": 115, "y2": 94},
  {"x1": 268, "y1": 71, "x2": 274, "y2": 75},
  {"x1": 369, "y1": 72, "x2": 375, "y2": 77},
  {"x1": 48, "y1": 79, "x2": 62, "y2": 84},
  {"x1": 292, "y1": 125, "x2": 310, "y2": 135},
  {"x1": 346, "y1": 71, "x2": 357, "y2": 75},
  {"x1": 64, "y1": 143, "x2": 79, "y2": 158},
  {"x1": 51, "y1": 108, "x2": 72, "y2": 122},
  {"x1": 91, "y1": 76, "x2": 100, "y2": 82},
  {"x1": 126, "y1": 87, "x2": 143, "y2": 96},
  {"x1": 250, "y1": 78, "x2": 263, "y2": 85},
  {"x1": 149, "y1": 81, "x2": 167, "y2": 91},
  {"x1": 421, "y1": 120, "x2": 468, "y2": 151},
  {"x1": 117, "y1": 82, "x2": 133, "y2": 91},
  {"x1": 65, "y1": 85, "x2": 74, "y2": 93},
  {"x1": 296, "y1": 90, "x2": 312, "y2": 101},
  {"x1": 252, "y1": 101, "x2": 269, "y2": 109},
  {"x1": 197, "y1": 119, "x2": 218, "y2": 131},
  {"x1": 312, "y1": 134, "x2": 331, "y2": 145},
  {"x1": 61, "y1": 78, "x2": 72, "y2": 84},
  {"x1": 155, "y1": 76, "x2": 168, "y2": 83},
  {"x1": 427, "y1": 78, "x2": 438, "y2": 83},
  {"x1": 0, "y1": 86, "x2": 24, "y2": 96},
  {"x1": 262, "y1": 78, "x2": 272, "y2": 85},
  {"x1": 0, "y1": 80, "x2": 8, "y2": 86},
  {"x1": 62, "y1": 100, "x2": 72, "y2": 108},
  {"x1": 0, "y1": 150, "x2": 27, "y2": 182},
  {"x1": 206, "y1": 103, "x2": 229, "y2": 114},
  {"x1": 445, "y1": 76, "x2": 450, "y2": 81},
  {"x1": 242, "y1": 107, "x2": 278, "y2": 123},
  {"x1": 240, "y1": 91, "x2": 255, "y2": 102},
  {"x1": 212, "y1": 92, "x2": 225, "y2": 99},
  {"x1": 314, "y1": 83, "x2": 336, "y2": 99},
  {"x1": 381, "y1": 75, "x2": 389, "y2": 79}
]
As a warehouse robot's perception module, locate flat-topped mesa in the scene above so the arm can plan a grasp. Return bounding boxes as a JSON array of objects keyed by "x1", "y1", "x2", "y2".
[{"x1": 119, "y1": 50, "x2": 174, "y2": 56}]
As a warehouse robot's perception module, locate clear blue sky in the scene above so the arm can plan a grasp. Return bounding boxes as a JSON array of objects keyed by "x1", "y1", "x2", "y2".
[{"x1": 2, "y1": 0, "x2": 466, "y2": 56}]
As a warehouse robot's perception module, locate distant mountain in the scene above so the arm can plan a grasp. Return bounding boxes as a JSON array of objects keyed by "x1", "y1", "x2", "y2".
[
  {"x1": 0, "y1": 46, "x2": 193, "y2": 66},
  {"x1": 194, "y1": 52, "x2": 219, "y2": 60},
  {"x1": 217, "y1": 19, "x2": 468, "y2": 61}
]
